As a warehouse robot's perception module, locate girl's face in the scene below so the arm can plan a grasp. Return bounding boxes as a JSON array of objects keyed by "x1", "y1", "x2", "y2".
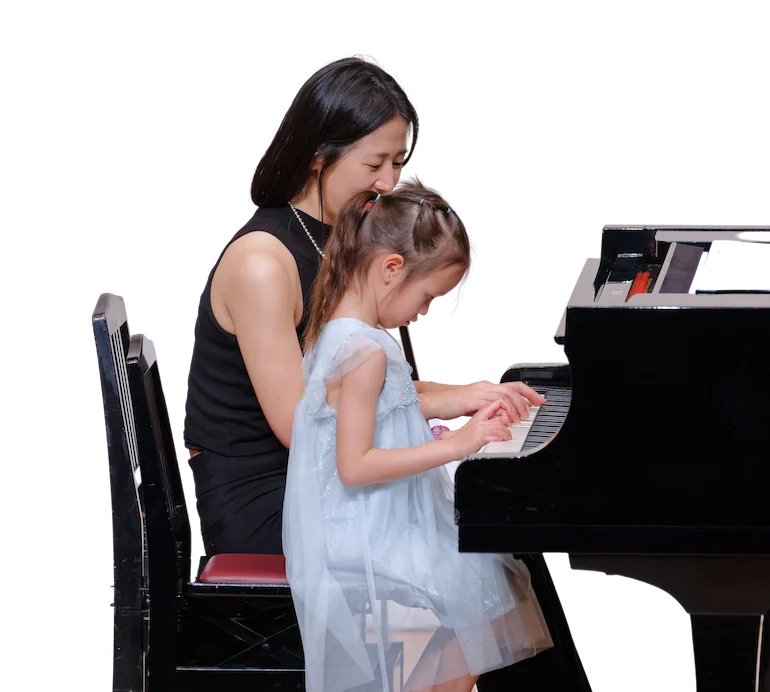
[
  {"x1": 376, "y1": 260, "x2": 467, "y2": 329},
  {"x1": 317, "y1": 117, "x2": 409, "y2": 225}
]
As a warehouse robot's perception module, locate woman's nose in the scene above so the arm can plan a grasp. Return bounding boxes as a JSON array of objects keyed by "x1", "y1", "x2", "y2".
[{"x1": 373, "y1": 170, "x2": 396, "y2": 193}]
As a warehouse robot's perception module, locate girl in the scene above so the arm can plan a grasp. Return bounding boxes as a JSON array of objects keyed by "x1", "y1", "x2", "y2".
[{"x1": 283, "y1": 181, "x2": 553, "y2": 692}]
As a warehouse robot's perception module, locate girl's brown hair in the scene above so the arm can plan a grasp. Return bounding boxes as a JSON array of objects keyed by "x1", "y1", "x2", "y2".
[{"x1": 303, "y1": 179, "x2": 471, "y2": 350}]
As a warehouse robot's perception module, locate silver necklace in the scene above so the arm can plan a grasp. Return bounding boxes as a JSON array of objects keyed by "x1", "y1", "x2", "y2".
[{"x1": 289, "y1": 203, "x2": 326, "y2": 259}]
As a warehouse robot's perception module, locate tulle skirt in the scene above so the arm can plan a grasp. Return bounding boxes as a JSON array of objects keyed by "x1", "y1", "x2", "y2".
[{"x1": 283, "y1": 320, "x2": 553, "y2": 691}]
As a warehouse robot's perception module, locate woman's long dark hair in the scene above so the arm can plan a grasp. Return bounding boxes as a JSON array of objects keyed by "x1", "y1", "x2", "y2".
[{"x1": 251, "y1": 57, "x2": 419, "y2": 215}]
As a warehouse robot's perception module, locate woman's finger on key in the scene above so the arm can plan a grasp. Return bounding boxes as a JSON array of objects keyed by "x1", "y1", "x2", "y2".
[
  {"x1": 504, "y1": 381, "x2": 547, "y2": 407},
  {"x1": 506, "y1": 388, "x2": 532, "y2": 420},
  {"x1": 486, "y1": 384, "x2": 527, "y2": 420}
]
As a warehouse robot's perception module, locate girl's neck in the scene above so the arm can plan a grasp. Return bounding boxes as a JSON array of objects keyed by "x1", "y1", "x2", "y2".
[{"x1": 330, "y1": 289, "x2": 379, "y2": 329}]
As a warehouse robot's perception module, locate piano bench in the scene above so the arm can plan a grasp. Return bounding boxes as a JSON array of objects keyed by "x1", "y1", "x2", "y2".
[
  {"x1": 180, "y1": 553, "x2": 301, "y2": 689},
  {"x1": 198, "y1": 553, "x2": 289, "y2": 586}
]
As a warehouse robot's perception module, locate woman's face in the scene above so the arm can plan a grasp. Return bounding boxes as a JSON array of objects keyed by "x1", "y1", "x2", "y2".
[{"x1": 319, "y1": 116, "x2": 409, "y2": 225}]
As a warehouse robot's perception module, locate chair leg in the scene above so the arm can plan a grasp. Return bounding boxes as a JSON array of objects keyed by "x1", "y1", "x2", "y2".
[{"x1": 198, "y1": 615, "x2": 304, "y2": 667}]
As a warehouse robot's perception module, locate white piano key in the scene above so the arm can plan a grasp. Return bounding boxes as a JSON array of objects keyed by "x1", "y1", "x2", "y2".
[
  {"x1": 444, "y1": 406, "x2": 540, "y2": 482},
  {"x1": 474, "y1": 407, "x2": 540, "y2": 457}
]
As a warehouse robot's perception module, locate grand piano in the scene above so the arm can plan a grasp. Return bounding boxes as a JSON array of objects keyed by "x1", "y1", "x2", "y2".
[{"x1": 455, "y1": 225, "x2": 770, "y2": 692}]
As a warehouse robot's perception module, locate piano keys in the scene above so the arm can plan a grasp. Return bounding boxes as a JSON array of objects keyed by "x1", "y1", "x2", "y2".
[
  {"x1": 438, "y1": 379, "x2": 570, "y2": 480},
  {"x1": 476, "y1": 365, "x2": 571, "y2": 457},
  {"x1": 455, "y1": 225, "x2": 770, "y2": 692}
]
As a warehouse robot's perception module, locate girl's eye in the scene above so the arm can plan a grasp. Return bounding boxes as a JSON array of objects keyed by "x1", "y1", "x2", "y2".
[
  {"x1": 393, "y1": 161, "x2": 404, "y2": 168},
  {"x1": 368, "y1": 164, "x2": 381, "y2": 170}
]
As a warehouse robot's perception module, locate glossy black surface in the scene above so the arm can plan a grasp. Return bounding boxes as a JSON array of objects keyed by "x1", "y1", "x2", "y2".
[
  {"x1": 458, "y1": 229, "x2": 770, "y2": 552},
  {"x1": 93, "y1": 294, "x2": 307, "y2": 692},
  {"x1": 92, "y1": 294, "x2": 149, "y2": 692},
  {"x1": 455, "y1": 232, "x2": 770, "y2": 692}
]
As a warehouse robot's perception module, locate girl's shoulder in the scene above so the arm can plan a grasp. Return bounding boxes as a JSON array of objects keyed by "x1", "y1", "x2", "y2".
[
  {"x1": 321, "y1": 318, "x2": 400, "y2": 352},
  {"x1": 305, "y1": 319, "x2": 409, "y2": 382},
  {"x1": 301, "y1": 318, "x2": 418, "y2": 420}
]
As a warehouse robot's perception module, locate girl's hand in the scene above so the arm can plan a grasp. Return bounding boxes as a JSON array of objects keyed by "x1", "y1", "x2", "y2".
[{"x1": 446, "y1": 399, "x2": 512, "y2": 459}]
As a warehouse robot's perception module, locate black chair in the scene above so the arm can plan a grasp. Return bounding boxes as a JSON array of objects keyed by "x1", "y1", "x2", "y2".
[
  {"x1": 93, "y1": 293, "x2": 154, "y2": 690},
  {"x1": 93, "y1": 293, "x2": 304, "y2": 691},
  {"x1": 94, "y1": 293, "x2": 410, "y2": 691}
]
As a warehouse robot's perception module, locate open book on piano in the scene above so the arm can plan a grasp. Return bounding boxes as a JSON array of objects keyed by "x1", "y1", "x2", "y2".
[{"x1": 455, "y1": 225, "x2": 770, "y2": 692}]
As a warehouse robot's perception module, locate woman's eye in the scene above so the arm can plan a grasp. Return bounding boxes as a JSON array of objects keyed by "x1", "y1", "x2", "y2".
[{"x1": 368, "y1": 161, "x2": 404, "y2": 170}]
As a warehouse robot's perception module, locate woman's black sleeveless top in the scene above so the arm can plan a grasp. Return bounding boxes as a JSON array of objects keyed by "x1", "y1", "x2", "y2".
[{"x1": 183, "y1": 205, "x2": 331, "y2": 457}]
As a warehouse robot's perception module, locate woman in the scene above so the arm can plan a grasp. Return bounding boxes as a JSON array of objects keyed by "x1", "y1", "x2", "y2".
[
  {"x1": 183, "y1": 56, "x2": 591, "y2": 691},
  {"x1": 183, "y1": 56, "x2": 538, "y2": 557}
]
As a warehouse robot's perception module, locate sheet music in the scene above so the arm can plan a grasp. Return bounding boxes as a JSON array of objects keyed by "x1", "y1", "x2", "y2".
[{"x1": 689, "y1": 240, "x2": 770, "y2": 294}]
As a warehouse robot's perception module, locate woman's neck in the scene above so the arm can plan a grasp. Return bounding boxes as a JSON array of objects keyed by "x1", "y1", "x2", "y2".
[{"x1": 291, "y1": 188, "x2": 337, "y2": 227}]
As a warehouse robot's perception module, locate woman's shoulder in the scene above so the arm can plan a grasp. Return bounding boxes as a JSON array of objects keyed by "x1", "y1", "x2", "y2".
[
  {"x1": 218, "y1": 206, "x2": 297, "y2": 269},
  {"x1": 214, "y1": 208, "x2": 302, "y2": 295},
  {"x1": 207, "y1": 231, "x2": 301, "y2": 338}
]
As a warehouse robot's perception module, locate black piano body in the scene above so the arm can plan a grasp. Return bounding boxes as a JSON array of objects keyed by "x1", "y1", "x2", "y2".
[{"x1": 455, "y1": 225, "x2": 770, "y2": 691}]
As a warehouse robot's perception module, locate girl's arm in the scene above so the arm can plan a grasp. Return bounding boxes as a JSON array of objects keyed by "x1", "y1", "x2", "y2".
[{"x1": 335, "y1": 351, "x2": 510, "y2": 486}]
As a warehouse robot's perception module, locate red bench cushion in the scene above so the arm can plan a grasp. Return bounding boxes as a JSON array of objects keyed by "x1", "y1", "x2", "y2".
[{"x1": 199, "y1": 553, "x2": 289, "y2": 585}]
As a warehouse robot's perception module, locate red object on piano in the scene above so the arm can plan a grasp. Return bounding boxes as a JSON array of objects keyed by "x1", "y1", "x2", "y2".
[
  {"x1": 638, "y1": 271, "x2": 651, "y2": 294},
  {"x1": 627, "y1": 271, "x2": 650, "y2": 300},
  {"x1": 627, "y1": 272, "x2": 643, "y2": 299}
]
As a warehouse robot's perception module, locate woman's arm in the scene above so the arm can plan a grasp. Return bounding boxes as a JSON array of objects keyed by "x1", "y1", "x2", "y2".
[
  {"x1": 414, "y1": 381, "x2": 459, "y2": 420},
  {"x1": 335, "y1": 351, "x2": 509, "y2": 486},
  {"x1": 413, "y1": 380, "x2": 454, "y2": 393},
  {"x1": 220, "y1": 242, "x2": 305, "y2": 448},
  {"x1": 417, "y1": 390, "x2": 451, "y2": 420},
  {"x1": 417, "y1": 379, "x2": 547, "y2": 423}
]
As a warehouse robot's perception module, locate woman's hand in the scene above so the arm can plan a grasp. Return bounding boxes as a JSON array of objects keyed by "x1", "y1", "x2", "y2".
[{"x1": 419, "y1": 380, "x2": 546, "y2": 423}]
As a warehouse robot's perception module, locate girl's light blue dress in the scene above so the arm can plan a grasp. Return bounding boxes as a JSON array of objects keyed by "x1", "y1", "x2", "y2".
[{"x1": 283, "y1": 318, "x2": 552, "y2": 692}]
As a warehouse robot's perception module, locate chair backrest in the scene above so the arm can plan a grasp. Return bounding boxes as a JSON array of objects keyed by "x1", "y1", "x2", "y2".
[
  {"x1": 127, "y1": 331, "x2": 194, "y2": 691},
  {"x1": 126, "y1": 331, "x2": 192, "y2": 592},
  {"x1": 398, "y1": 326, "x2": 419, "y2": 381},
  {"x1": 92, "y1": 293, "x2": 148, "y2": 691},
  {"x1": 94, "y1": 292, "x2": 191, "y2": 691}
]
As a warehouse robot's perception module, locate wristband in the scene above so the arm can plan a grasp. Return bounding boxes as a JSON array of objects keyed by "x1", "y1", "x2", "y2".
[{"x1": 431, "y1": 425, "x2": 450, "y2": 440}]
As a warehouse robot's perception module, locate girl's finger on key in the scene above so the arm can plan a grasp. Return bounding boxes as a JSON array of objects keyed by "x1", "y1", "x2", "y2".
[{"x1": 493, "y1": 398, "x2": 517, "y2": 424}]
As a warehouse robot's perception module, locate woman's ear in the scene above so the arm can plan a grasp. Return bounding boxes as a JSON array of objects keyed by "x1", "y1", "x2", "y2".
[{"x1": 309, "y1": 155, "x2": 324, "y2": 175}]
